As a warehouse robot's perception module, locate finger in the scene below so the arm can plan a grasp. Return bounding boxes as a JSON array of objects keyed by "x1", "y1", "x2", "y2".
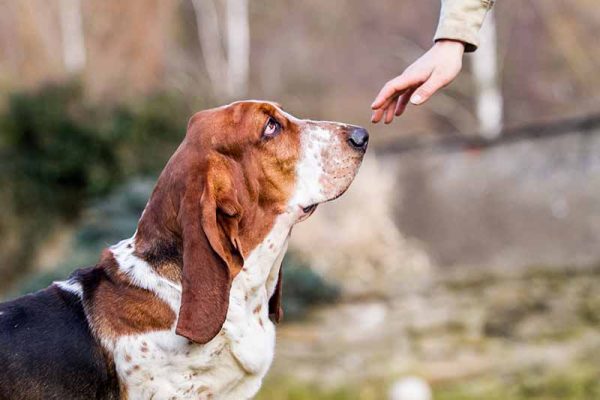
[
  {"x1": 372, "y1": 92, "x2": 401, "y2": 123},
  {"x1": 379, "y1": 91, "x2": 402, "y2": 113},
  {"x1": 371, "y1": 107, "x2": 386, "y2": 123},
  {"x1": 371, "y1": 74, "x2": 420, "y2": 109},
  {"x1": 410, "y1": 70, "x2": 451, "y2": 105},
  {"x1": 384, "y1": 101, "x2": 396, "y2": 124},
  {"x1": 394, "y1": 87, "x2": 417, "y2": 116}
]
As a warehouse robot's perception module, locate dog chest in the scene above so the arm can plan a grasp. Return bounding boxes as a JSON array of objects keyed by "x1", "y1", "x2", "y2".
[{"x1": 113, "y1": 317, "x2": 275, "y2": 399}]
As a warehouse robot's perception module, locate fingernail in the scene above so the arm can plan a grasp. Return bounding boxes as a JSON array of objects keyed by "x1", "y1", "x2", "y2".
[
  {"x1": 370, "y1": 102, "x2": 377, "y2": 109},
  {"x1": 410, "y1": 94, "x2": 422, "y2": 105}
]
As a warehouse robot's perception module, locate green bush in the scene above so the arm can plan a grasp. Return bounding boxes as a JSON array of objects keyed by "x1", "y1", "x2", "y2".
[
  {"x1": 0, "y1": 82, "x2": 189, "y2": 289},
  {"x1": 0, "y1": 82, "x2": 119, "y2": 219},
  {"x1": 0, "y1": 82, "x2": 189, "y2": 219},
  {"x1": 281, "y1": 253, "x2": 340, "y2": 320},
  {"x1": 103, "y1": 92, "x2": 189, "y2": 176}
]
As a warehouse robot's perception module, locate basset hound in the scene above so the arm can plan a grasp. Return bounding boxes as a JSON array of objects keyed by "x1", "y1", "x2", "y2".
[{"x1": 0, "y1": 101, "x2": 368, "y2": 400}]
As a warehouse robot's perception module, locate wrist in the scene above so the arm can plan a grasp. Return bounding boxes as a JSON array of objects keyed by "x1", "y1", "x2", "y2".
[{"x1": 434, "y1": 39, "x2": 466, "y2": 54}]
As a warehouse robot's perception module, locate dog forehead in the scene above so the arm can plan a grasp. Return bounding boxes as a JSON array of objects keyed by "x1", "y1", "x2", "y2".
[
  {"x1": 228, "y1": 99, "x2": 282, "y2": 110},
  {"x1": 226, "y1": 100, "x2": 300, "y2": 123},
  {"x1": 243, "y1": 102, "x2": 289, "y2": 128},
  {"x1": 220, "y1": 101, "x2": 306, "y2": 143}
]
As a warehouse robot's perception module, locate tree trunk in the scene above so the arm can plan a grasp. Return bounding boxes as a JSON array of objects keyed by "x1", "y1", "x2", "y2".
[
  {"x1": 191, "y1": 0, "x2": 250, "y2": 100},
  {"x1": 470, "y1": 10, "x2": 503, "y2": 139},
  {"x1": 226, "y1": 0, "x2": 249, "y2": 97},
  {"x1": 58, "y1": 0, "x2": 86, "y2": 75}
]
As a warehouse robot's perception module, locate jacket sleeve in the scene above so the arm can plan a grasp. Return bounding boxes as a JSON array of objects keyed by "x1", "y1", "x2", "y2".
[{"x1": 434, "y1": 0, "x2": 495, "y2": 52}]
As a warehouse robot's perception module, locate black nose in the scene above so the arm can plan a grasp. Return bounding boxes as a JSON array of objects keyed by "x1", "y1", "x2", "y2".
[{"x1": 347, "y1": 127, "x2": 369, "y2": 151}]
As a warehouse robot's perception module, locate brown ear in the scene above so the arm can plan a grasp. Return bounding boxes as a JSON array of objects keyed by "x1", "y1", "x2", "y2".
[
  {"x1": 269, "y1": 267, "x2": 284, "y2": 323},
  {"x1": 175, "y1": 165, "x2": 244, "y2": 344}
]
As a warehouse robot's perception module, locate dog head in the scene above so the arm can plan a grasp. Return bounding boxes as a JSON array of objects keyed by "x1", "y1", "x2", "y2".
[{"x1": 135, "y1": 101, "x2": 368, "y2": 343}]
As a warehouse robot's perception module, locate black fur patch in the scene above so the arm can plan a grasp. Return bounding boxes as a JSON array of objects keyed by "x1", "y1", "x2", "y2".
[
  {"x1": 136, "y1": 237, "x2": 183, "y2": 267},
  {"x1": 0, "y1": 283, "x2": 120, "y2": 400}
]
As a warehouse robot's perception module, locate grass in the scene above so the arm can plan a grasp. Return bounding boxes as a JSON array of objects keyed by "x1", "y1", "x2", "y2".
[
  {"x1": 435, "y1": 363, "x2": 600, "y2": 400},
  {"x1": 256, "y1": 378, "x2": 386, "y2": 400},
  {"x1": 257, "y1": 362, "x2": 600, "y2": 400}
]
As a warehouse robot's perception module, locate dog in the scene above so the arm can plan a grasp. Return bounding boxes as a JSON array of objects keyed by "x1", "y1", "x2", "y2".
[{"x1": 0, "y1": 101, "x2": 368, "y2": 399}]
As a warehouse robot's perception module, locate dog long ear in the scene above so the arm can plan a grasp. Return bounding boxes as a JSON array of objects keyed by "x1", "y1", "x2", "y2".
[
  {"x1": 175, "y1": 161, "x2": 244, "y2": 344},
  {"x1": 269, "y1": 268, "x2": 284, "y2": 323}
]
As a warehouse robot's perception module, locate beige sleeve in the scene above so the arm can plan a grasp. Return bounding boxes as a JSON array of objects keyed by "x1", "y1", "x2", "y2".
[{"x1": 434, "y1": 0, "x2": 495, "y2": 52}]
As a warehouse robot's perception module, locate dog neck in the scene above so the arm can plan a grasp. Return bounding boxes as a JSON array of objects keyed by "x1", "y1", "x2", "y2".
[
  {"x1": 101, "y1": 212, "x2": 293, "y2": 396},
  {"x1": 106, "y1": 209, "x2": 296, "y2": 332}
]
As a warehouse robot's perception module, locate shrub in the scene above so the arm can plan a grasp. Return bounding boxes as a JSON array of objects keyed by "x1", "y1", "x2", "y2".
[
  {"x1": 0, "y1": 82, "x2": 189, "y2": 289},
  {"x1": 281, "y1": 253, "x2": 340, "y2": 320},
  {"x1": 0, "y1": 82, "x2": 119, "y2": 219}
]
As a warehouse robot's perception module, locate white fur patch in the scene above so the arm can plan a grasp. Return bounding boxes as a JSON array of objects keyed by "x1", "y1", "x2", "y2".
[
  {"x1": 289, "y1": 122, "x2": 362, "y2": 211},
  {"x1": 54, "y1": 278, "x2": 83, "y2": 298},
  {"x1": 110, "y1": 238, "x2": 182, "y2": 312},
  {"x1": 289, "y1": 125, "x2": 332, "y2": 208}
]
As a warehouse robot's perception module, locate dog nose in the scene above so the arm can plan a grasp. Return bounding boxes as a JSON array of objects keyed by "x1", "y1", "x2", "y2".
[{"x1": 347, "y1": 127, "x2": 369, "y2": 151}]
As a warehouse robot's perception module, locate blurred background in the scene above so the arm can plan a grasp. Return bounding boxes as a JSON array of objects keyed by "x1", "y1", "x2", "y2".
[{"x1": 1, "y1": 0, "x2": 599, "y2": 399}]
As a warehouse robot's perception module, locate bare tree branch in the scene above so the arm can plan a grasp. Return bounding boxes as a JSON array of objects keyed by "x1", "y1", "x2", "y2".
[
  {"x1": 470, "y1": 10, "x2": 503, "y2": 138},
  {"x1": 226, "y1": 0, "x2": 249, "y2": 97},
  {"x1": 192, "y1": 0, "x2": 250, "y2": 100},
  {"x1": 58, "y1": 0, "x2": 86, "y2": 74},
  {"x1": 191, "y1": 0, "x2": 228, "y2": 99}
]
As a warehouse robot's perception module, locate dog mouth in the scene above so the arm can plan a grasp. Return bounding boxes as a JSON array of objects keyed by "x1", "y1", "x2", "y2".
[
  {"x1": 302, "y1": 204, "x2": 317, "y2": 214},
  {"x1": 298, "y1": 204, "x2": 318, "y2": 221}
]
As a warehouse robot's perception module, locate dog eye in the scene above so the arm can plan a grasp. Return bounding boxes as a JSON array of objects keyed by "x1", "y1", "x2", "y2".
[{"x1": 262, "y1": 117, "x2": 281, "y2": 139}]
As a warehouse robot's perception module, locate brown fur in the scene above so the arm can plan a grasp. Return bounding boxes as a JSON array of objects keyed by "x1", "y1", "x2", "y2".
[{"x1": 85, "y1": 251, "x2": 176, "y2": 340}]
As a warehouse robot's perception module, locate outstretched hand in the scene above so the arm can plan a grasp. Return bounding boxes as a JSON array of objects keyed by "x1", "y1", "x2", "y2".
[{"x1": 371, "y1": 40, "x2": 465, "y2": 124}]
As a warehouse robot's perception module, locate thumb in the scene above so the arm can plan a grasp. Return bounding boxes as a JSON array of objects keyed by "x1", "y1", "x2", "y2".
[{"x1": 410, "y1": 71, "x2": 449, "y2": 105}]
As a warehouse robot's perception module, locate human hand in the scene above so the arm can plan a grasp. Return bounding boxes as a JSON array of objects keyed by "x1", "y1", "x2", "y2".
[{"x1": 371, "y1": 40, "x2": 465, "y2": 124}]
